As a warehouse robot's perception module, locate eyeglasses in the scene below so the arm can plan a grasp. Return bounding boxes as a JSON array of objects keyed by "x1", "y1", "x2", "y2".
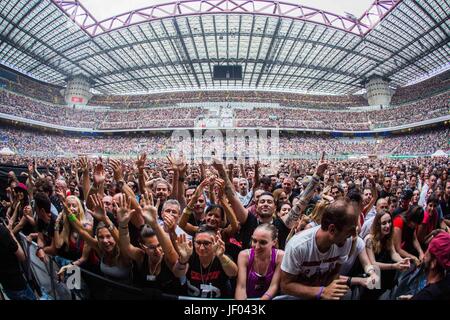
[
  {"x1": 142, "y1": 243, "x2": 161, "y2": 250},
  {"x1": 194, "y1": 240, "x2": 212, "y2": 248}
]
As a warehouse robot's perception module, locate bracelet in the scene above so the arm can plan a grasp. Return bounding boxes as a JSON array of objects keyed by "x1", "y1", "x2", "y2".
[
  {"x1": 316, "y1": 286, "x2": 325, "y2": 300},
  {"x1": 346, "y1": 277, "x2": 352, "y2": 287},
  {"x1": 68, "y1": 214, "x2": 77, "y2": 222},
  {"x1": 263, "y1": 292, "x2": 273, "y2": 299},
  {"x1": 220, "y1": 256, "x2": 231, "y2": 266},
  {"x1": 119, "y1": 224, "x2": 128, "y2": 229}
]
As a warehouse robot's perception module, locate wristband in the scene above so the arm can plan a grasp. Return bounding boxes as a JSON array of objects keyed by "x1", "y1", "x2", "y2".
[
  {"x1": 68, "y1": 214, "x2": 77, "y2": 222},
  {"x1": 316, "y1": 286, "x2": 324, "y2": 300},
  {"x1": 346, "y1": 277, "x2": 352, "y2": 287},
  {"x1": 263, "y1": 292, "x2": 273, "y2": 299}
]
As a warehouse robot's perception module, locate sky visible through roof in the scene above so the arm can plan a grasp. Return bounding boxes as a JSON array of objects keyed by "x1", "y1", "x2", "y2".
[{"x1": 79, "y1": 0, "x2": 375, "y2": 21}]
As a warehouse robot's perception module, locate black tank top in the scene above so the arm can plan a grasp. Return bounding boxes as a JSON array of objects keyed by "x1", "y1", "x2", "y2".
[{"x1": 134, "y1": 253, "x2": 184, "y2": 295}]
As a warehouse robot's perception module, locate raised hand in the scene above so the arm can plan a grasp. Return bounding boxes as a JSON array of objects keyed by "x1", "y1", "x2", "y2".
[
  {"x1": 215, "y1": 178, "x2": 225, "y2": 198},
  {"x1": 167, "y1": 154, "x2": 188, "y2": 175},
  {"x1": 136, "y1": 153, "x2": 147, "y2": 170},
  {"x1": 178, "y1": 156, "x2": 188, "y2": 177},
  {"x1": 176, "y1": 234, "x2": 193, "y2": 263},
  {"x1": 109, "y1": 159, "x2": 124, "y2": 181},
  {"x1": 62, "y1": 200, "x2": 75, "y2": 217},
  {"x1": 55, "y1": 188, "x2": 66, "y2": 203},
  {"x1": 142, "y1": 191, "x2": 159, "y2": 227},
  {"x1": 78, "y1": 156, "x2": 89, "y2": 173},
  {"x1": 88, "y1": 194, "x2": 108, "y2": 222},
  {"x1": 93, "y1": 162, "x2": 105, "y2": 186},
  {"x1": 166, "y1": 154, "x2": 178, "y2": 171},
  {"x1": 211, "y1": 158, "x2": 225, "y2": 172},
  {"x1": 116, "y1": 194, "x2": 135, "y2": 228},
  {"x1": 197, "y1": 177, "x2": 210, "y2": 190},
  {"x1": 212, "y1": 231, "x2": 225, "y2": 257},
  {"x1": 315, "y1": 152, "x2": 328, "y2": 177}
]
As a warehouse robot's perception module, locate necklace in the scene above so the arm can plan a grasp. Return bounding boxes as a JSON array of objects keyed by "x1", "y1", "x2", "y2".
[
  {"x1": 149, "y1": 256, "x2": 162, "y2": 276},
  {"x1": 199, "y1": 256, "x2": 215, "y2": 285}
]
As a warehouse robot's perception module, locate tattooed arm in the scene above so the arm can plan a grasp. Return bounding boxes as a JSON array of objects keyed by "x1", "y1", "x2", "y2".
[
  {"x1": 212, "y1": 159, "x2": 249, "y2": 225},
  {"x1": 282, "y1": 157, "x2": 328, "y2": 229}
]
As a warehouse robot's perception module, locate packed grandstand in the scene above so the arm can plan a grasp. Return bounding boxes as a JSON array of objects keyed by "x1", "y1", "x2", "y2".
[{"x1": 0, "y1": 0, "x2": 449, "y2": 304}]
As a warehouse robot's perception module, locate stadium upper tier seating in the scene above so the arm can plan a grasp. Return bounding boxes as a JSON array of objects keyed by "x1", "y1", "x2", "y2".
[{"x1": 0, "y1": 89, "x2": 448, "y2": 131}]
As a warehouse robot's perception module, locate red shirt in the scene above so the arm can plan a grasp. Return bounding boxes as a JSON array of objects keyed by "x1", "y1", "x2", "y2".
[
  {"x1": 421, "y1": 210, "x2": 438, "y2": 237},
  {"x1": 393, "y1": 215, "x2": 415, "y2": 250}
]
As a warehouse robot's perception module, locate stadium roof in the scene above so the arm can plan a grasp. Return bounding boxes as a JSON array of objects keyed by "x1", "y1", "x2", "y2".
[{"x1": 0, "y1": 0, "x2": 448, "y2": 95}]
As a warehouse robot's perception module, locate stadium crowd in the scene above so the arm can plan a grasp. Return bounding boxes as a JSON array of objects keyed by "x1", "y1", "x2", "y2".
[
  {"x1": 1, "y1": 148, "x2": 449, "y2": 300},
  {"x1": 1, "y1": 69, "x2": 448, "y2": 111},
  {"x1": 236, "y1": 92, "x2": 448, "y2": 130},
  {"x1": 390, "y1": 70, "x2": 450, "y2": 105},
  {"x1": 1, "y1": 89, "x2": 448, "y2": 131},
  {"x1": 0, "y1": 126, "x2": 448, "y2": 158}
]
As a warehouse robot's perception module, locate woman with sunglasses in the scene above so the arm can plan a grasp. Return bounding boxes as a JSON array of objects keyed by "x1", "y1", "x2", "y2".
[
  {"x1": 117, "y1": 192, "x2": 183, "y2": 294},
  {"x1": 235, "y1": 224, "x2": 284, "y2": 300},
  {"x1": 173, "y1": 225, "x2": 238, "y2": 298}
]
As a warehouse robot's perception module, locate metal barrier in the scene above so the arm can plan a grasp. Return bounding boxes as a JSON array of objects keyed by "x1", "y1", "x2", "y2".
[{"x1": 16, "y1": 233, "x2": 249, "y2": 300}]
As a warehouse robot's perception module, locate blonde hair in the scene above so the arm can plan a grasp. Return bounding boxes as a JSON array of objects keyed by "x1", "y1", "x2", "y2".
[
  {"x1": 309, "y1": 200, "x2": 329, "y2": 225},
  {"x1": 61, "y1": 196, "x2": 87, "y2": 249},
  {"x1": 272, "y1": 189, "x2": 285, "y2": 203}
]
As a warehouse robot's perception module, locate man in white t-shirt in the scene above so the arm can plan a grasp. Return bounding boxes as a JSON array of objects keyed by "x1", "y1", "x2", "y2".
[
  {"x1": 281, "y1": 199, "x2": 359, "y2": 300},
  {"x1": 236, "y1": 178, "x2": 253, "y2": 207}
]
